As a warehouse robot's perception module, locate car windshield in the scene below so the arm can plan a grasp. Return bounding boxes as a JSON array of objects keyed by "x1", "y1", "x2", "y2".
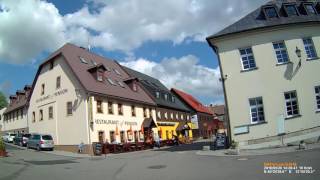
[
  {"x1": 11, "y1": 134, "x2": 16, "y2": 136},
  {"x1": 42, "y1": 135, "x2": 53, "y2": 140}
]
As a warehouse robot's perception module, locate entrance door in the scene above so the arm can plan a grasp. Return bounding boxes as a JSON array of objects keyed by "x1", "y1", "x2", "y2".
[
  {"x1": 134, "y1": 131, "x2": 138, "y2": 142},
  {"x1": 120, "y1": 131, "x2": 125, "y2": 143},
  {"x1": 98, "y1": 131, "x2": 105, "y2": 143}
]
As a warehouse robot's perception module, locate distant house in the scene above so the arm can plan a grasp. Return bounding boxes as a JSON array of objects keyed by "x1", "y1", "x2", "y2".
[
  {"x1": 207, "y1": 0, "x2": 320, "y2": 148},
  {"x1": 171, "y1": 88, "x2": 215, "y2": 138},
  {"x1": 2, "y1": 85, "x2": 31, "y2": 134}
]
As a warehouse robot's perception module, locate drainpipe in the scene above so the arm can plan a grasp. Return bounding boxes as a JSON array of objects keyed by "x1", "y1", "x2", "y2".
[{"x1": 206, "y1": 39, "x2": 232, "y2": 146}]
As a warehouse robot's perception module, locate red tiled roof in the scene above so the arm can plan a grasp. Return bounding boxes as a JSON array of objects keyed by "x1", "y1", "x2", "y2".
[
  {"x1": 207, "y1": 105, "x2": 225, "y2": 116},
  {"x1": 171, "y1": 88, "x2": 212, "y2": 115}
]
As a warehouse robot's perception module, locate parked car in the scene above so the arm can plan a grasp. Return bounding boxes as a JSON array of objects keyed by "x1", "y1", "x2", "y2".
[
  {"x1": 13, "y1": 133, "x2": 31, "y2": 147},
  {"x1": 27, "y1": 134, "x2": 54, "y2": 151},
  {"x1": 2, "y1": 133, "x2": 16, "y2": 143}
]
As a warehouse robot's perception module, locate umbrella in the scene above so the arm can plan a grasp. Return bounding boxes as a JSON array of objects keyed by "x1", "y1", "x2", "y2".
[{"x1": 116, "y1": 125, "x2": 119, "y2": 136}]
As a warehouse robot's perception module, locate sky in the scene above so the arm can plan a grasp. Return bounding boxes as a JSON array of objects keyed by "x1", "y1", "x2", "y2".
[{"x1": 0, "y1": 0, "x2": 267, "y2": 105}]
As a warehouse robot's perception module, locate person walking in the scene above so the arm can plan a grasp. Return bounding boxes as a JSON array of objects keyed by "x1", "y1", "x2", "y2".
[{"x1": 78, "y1": 141, "x2": 84, "y2": 153}]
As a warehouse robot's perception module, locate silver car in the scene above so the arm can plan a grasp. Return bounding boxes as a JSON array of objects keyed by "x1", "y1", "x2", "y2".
[{"x1": 27, "y1": 134, "x2": 54, "y2": 151}]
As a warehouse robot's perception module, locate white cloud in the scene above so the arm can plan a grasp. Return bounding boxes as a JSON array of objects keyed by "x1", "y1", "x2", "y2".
[
  {"x1": 0, "y1": 0, "x2": 66, "y2": 64},
  {"x1": 120, "y1": 55, "x2": 223, "y2": 101},
  {"x1": 0, "y1": 0, "x2": 267, "y2": 64}
]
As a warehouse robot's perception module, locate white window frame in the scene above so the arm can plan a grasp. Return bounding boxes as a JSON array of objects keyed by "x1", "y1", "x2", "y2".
[
  {"x1": 273, "y1": 41, "x2": 289, "y2": 64},
  {"x1": 239, "y1": 47, "x2": 256, "y2": 70},
  {"x1": 284, "y1": 91, "x2": 300, "y2": 118},
  {"x1": 249, "y1": 97, "x2": 265, "y2": 124},
  {"x1": 303, "y1": 38, "x2": 317, "y2": 59},
  {"x1": 315, "y1": 86, "x2": 320, "y2": 111}
]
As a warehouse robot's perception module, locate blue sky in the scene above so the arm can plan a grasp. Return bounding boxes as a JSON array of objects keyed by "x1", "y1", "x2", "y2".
[{"x1": 0, "y1": 0, "x2": 267, "y2": 105}]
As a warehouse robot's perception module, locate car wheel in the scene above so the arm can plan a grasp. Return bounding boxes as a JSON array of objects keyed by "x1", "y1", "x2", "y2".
[
  {"x1": 36, "y1": 145, "x2": 41, "y2": 151},
  {"x1": 50, "y1": 148, "x2": 54, "y2": 151}
]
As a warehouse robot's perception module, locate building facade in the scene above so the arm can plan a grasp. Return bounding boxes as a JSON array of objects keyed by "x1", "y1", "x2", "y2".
[
  {"x1": 122, "y1": 67, "x2": 193, "y2": 141},
  {"x1": 2, "y1": 85, "x2": 31, "y2": 134},
  {"x1": 207, "y1": 0, "x2": 320, "y2": 148},
  {"x1": 28, "y1": 43, "x2": 156, "y2": 153},
  {"x1": 0, "y1": 108, "x2": 6, "y2": 134},
  {"x1": 171, "y1": 88, "x2": 215, "y2": 139}
]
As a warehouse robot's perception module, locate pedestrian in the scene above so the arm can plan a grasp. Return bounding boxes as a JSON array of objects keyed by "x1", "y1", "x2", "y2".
[{"x1": 78, "y1": 141, "x2": 84, "y2": 153}]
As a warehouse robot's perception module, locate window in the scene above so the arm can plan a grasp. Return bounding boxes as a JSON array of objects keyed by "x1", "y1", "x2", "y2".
[
  {"x1": 97, "y1": 100, "x2": 103, "y2": 113},
  {"x1": 273, "y1": 41, "x2": 289, "y2": 64},
  {"x1": 164, "y1": 94, "x2": 168, "y2": 101},
  {"x1": 56, "y1": 76, "x2": 61, "y2": 89},
  {"x1": 249, "y1": 97, "x2": 265, "y2": 124},
  {"x1": 239, "y1": 48, "x2": 256, "y2": 70},
  {"x1": 32, "y1": 112, "x2": 36, "y2": 122},
  {"x1": 143, "y1": 107, "x2": 147, "y2": 117},
  {"x1": 97, "y1": 73, "x2": 103, "y2": 82},
  {"x1": 157, "y1": 111, "x2": 161, "y2": 118},
  {"x1": 41, "y1": 84, "x2": 45, "y2": 95},
  {"x1": 170, "y1": 112, "x2": 173, "y2": 119},
  {"x1": 39, "y1": 109, "x2": 43, "y2": 121},
  {"x1": 91, "y1": 60, "x2": 97, "y2": 66},
  {"x1": 176, "y1": 113, "x2": 179, "y2": 120},
  {"x1": 304, "y1": 4, "x2": 316, "y2": 14},
  {"x1": 284, "y1": 91, "x2": 300, "y2": 117},
  {"x1": 131, "y1": 105, "x2": 136, "y2": 117},
  {"x1": 113, "y1": 69, "x2": 121, "y2": 76},
  {"x1": 181, "y1": 114, "x2": 184, "y2": 120},
  {"x1": 149, "y1": 108, "x2": 152, "y2": 118},
  {"x1": 285, "y1": 5, "x2": 298, "y2": 16},
  {"x1": 133, "y1": 82, "x2": 138, "y2": 92},
  {"x1": 117, "y1": 80, "x2": 125, "y2": 88},
  {"x1": 108, "y1": 101, "x2": 113, "y2": 114},
  {"x1": 107, "y1": 78, "x2": 117, "y2": 86},
  {"x1": 16, "y1": 111, "x2": 19, "y2": 120},
  {"x1": 79, "y1": 56, "x2": 88, "y2": 64},
  {"x1": 156, "y1": 92, "x2": 160, "y2": 99},
  {"x1": 110, "y1": 131, "x2": 115, "y2": 143},
  {"x1": 264, "y1": 7, "x2": 278, "y2": 18},
  {"x1": 49, "y1": 106, "x2": 53, "y2": 119},
  {"x1": 49, "y1": 61, "x2": 54, "y2": 70},
  {"x1": 118, "y1": 103, "x2": 123, "y2": 115},
  {"x1": 67, "y1": 101, "x2": 73, "y2": 115},
  {"x1": 165, "y1": 112, "x2": 168, "y2": 119},
  {"x1": 171, "y1": 96, "x2": 175, "y2": 103},
  {"x1": 303, "y1": 38, "x2": 317, "y2": 59},
  {"x1": 120, "y1": 131, "x2": 125, "y2": 143},
  {"x1": 315, "y1": 86, "x2": 320, "y2": 110}
]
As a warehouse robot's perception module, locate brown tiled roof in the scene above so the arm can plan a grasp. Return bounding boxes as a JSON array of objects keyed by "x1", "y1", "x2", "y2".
[
  {"x1": 207, "y1": 105, "x2": 225, "y2": 116},
  {"x1": 4, "y1": 86, "x2": 31, "y2": 114},
  {"x1": 31, "y1": 43, "x2": 156, "y2": 106}
]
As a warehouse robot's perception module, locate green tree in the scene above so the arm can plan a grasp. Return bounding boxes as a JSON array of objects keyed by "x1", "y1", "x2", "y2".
[{"x1": 0, "y1": 91, "x2": 8, "y2": 110}]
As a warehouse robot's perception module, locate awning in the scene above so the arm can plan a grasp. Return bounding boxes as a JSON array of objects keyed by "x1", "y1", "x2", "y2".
[
  {"x1": 142, "y1": 118, "x2": 157, "y2": 128},
  {"x1": 176, "y1": 122, "x2": 191, "y2": 131}
]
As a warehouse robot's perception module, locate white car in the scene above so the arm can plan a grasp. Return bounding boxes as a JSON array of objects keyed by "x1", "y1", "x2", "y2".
[{"x1": 2, "y1": 133, "x2": 16, "y2": 143}]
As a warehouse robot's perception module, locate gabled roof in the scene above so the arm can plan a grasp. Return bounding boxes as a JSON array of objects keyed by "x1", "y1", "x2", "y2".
[
  {"x1": 171, "y1": 88, "x2": 212, "y2": 115},
  {"x1": 207, "y1": 0, "x2": 320, "y2": 41},
  {"x1": 30, "y1": 43, "x2": 156, "y2": 106},
  {"x1": 122, "y1": 66, "x2": 191, "y2": 112},
  {"x1": 207, "y1": 105, "x2": 225, "y2": 116}
]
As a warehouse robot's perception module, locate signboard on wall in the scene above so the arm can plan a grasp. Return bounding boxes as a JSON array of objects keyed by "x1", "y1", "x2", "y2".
[
  {"x1": 191, "y1": 115, "x2": 199, "y2": 129},
  {"x1": 94, "y1": 119, "x2": 138, "y2": 126}
]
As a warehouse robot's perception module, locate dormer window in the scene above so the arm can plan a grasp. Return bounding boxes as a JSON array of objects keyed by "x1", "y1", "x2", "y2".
[
  {"x1": 91, "y1": 60, "x2": 97, "y2": 66},
  {"x1": 79, "y1": 56, "x2": 88, "y2": 64},
  {"x1": 156, "y1": 91, "x2": 160, "y2": 99},
  {"x1": 304, "y1": 3, "x2": 316, "y2": 15},
  {"x1": 113, "y1": 69, "x2": 121, "y2": 76},
  {"x1": 164, "y1": 94, "x2": 168, "y2": 101},
  {"x1": 97, "y1": 73, "x2": 103, "y2": 82},
  {"x1": 132, "y1": 82, "x2": 138, "y2": 92},
  {"x1": 171, "y1": 96, "x2": 175, "y2": 103},
  {"x1": 107, "y1": 78, "x2": 117, "y2": 86},
  {"x1": 285, "y1": 4, "x2": 299, "y2": 16},
  {"x1": 264, "y1": 6, "x2": 278, "y2": 19}
]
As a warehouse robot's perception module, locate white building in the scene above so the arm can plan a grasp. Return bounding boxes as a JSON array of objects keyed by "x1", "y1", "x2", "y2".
[
  {"x1": 0, "y1": 107, "x2": 6, "y2": 134},
  {"x1": 207, "y1": 0, "x2": 320, "y2": 148},
  {"x1": 28, "y1": 43, "x2": 157, "y2": 153},
  {"x1": 2, "y1": 86, "x2": 31, "y2": 134}
]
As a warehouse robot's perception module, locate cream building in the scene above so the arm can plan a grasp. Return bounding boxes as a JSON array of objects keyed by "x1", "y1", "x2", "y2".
[
  {"x1": 207, "y1": 0, "x2": 320, "y2": 148},
  {"x1": 0, "y1": 108, "x2": 6, "y2": 133},
  {"x1": 2, "y1": 85, "x2": 31, "y2": 134},
  {"x1": 28, "y1": 43, "x2": 156, "y2": 153}
]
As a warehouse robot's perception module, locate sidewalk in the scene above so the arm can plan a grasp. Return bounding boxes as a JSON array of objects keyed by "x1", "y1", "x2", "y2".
[{"x1": 196, "y1": 142, "x2": 320, "y2": 157}]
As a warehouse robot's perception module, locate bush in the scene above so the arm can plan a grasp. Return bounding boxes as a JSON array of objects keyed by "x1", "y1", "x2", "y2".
[{"x1": 0, "y1": 138, "x2": 6, "y2": 151}]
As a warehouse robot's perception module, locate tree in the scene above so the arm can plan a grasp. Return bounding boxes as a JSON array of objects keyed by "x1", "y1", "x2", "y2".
[{"x1": 0, "y1": 91, "x2": 8, "y2": 110}]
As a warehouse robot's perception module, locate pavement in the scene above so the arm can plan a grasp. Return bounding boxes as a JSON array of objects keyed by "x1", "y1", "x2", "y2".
[
  {"x1": 1, "y1": 142, "x2": 320, "y2": 180},
  {"x1": 196, "y1": 142, "x2": 320, "y2": 157}
]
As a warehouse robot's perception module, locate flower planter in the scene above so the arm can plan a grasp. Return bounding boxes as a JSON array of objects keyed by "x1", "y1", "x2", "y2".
[{"x1": 0, "y1": 150, "x2": 7, "y2": 157}]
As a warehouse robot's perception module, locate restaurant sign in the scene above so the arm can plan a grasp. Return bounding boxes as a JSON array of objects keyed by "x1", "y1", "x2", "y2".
[
  {"x1": 95, "y1": 119, "x2": 138, "y2": 126},
  {"x1": 36, "y1": 89, "x2": 68, "y2": 103}
]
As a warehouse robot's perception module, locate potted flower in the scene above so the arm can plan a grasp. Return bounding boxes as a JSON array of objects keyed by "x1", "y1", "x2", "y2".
[
  {"x1": 226, "y1": 140, "x2": 239, "y2": 155},
  {"x1": 0, "y1": 138, "x2": 7, "y2": 157}
]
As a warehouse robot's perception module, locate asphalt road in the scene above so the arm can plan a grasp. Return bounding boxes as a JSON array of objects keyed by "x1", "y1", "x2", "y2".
[{"x1": 0, "y1": 143, "x2": 319, "y2": 180}]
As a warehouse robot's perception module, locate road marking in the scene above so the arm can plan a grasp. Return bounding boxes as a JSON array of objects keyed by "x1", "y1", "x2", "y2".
[{"x1": 237, "y1": 158, "x2": 248, "y2": 161}]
